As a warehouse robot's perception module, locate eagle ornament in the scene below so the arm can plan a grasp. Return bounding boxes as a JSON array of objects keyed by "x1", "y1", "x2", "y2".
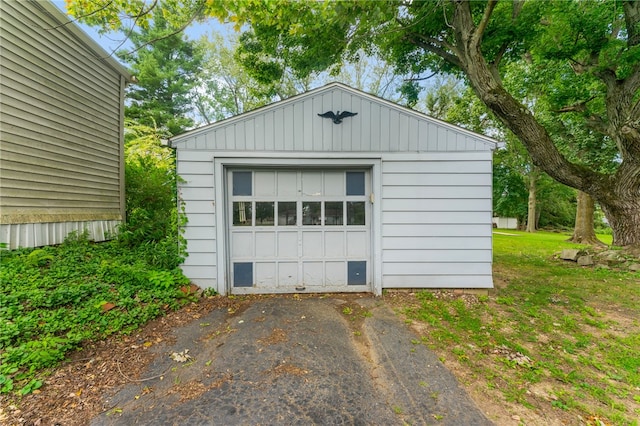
[{"x1": 317, "y1": 110, "x2": 358, "y2": 124}]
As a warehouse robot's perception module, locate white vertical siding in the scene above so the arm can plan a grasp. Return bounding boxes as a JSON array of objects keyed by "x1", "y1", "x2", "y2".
[
  {"x1": 380, "y1": 152, "x2": 494, "y2": 288},
  {"x1": 0, "y1": 220, "x2": 120, "y2": 249},
  {"x1": 177, "y1": 150, "x2": 217, "y2": 289},
  {"x1": 172, "y1": 83, "x2": 496, "y2": 154}
]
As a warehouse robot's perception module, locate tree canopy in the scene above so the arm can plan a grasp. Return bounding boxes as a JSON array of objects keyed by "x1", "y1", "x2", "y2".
[
  {"x1": 118, "y1": 5, "x2": 204, "y2": 136},
  {"x1": 68, "y1": 0, "x2": 640, "y2": 245}
]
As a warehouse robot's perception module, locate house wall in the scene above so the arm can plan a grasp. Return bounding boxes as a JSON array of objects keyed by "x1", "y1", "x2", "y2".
[
  {"x1": 172, "y1": 83, "x2": 495, "y2": 293},
  {"x1": 176, "y1": 149, "x2": 494, "y2": 293},
  {"x1": 0, "y1": 1, "x2": 128, "y2": 248},
  {"x1": 177, "y1": 150, "x2": 218, "y2": 289},
  {"x1": 381, "y1": 153, "x2": 493, "y2": 288}
]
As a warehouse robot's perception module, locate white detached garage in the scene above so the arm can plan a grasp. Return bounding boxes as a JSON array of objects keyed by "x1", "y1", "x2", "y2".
[{"x1": 171, "y1": 83, "x2": 496, "y2": 295}]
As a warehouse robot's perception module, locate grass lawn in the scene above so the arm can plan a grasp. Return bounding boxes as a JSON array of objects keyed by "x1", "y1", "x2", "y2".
[{"x1": 387, "y1": 230, "x2": 640, "y2": 425}]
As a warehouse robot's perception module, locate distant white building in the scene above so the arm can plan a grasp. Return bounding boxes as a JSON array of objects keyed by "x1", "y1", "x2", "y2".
[
  {"x1": 0, "y1": 0, "x2": 131, "y2": 249},
  {"x1": 493, "y1": 217, "x2": 519, "y2": 229},
  {"x1": 171, "y1": 83, "x2": 497, "y2": 295}
]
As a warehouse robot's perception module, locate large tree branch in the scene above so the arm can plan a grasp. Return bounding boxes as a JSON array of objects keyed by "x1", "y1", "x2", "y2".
[
  {"x1": 472, "y1": 0, "x2": 498, "y2": 48},
  {"x1": 554, "y1": 96, "x2": 597, "y2": 113},
  {"x1": 404, "y1": 33, "x2": 462, "y2": 68},
  {"x1": 623, "y1": 0, "x2": 640, "y2": 47},
  {"x1": 449, "y1": 0, "x2": 609, "y2": 197}
]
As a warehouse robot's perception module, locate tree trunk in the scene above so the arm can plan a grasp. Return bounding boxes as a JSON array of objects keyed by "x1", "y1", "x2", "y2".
[
  {"x1": 599, "y1": 198, "x2": 640, "y2": 247},
  {"x1": 568, "y1": 191, "x2": 605, "y2": 245},
  {"x1": 526, "y1": 170, "x2": 537, "y2": 233}
]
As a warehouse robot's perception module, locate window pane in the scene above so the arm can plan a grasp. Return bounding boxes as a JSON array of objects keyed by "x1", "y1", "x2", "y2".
[
  {"x1": 255, "y1": 202, "x2": 275, "y2": 225},
  {"x1": 302, "y1": 202, "x2": 321, "y2": 225},
  {"x1": 233, "y1": 202, "x2": 252, "y2": 226},
  {"x1": 347, "y1": 202, "x2": 365, "y2": 225},
  {"x1": 278, "y1": 202, "x2": 297, "y2": 226},
  {"x1": 325, "y1": 201, "x2": 343, "y2": 225},
  {"x1": 233, "y1": 171, "x2": 252, "y2": 195},
  {"x1": 346, "y1": 171, "x2": 365, "y2": 195}
]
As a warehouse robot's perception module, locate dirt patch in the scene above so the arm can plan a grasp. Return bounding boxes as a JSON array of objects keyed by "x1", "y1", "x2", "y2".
[
  {"x1": 257, "y1": 328, "x2": 288, "y2": 346},
  {"x1": 265, "y1": 362, "x2": 310, "y2": 378},
  {"x1": 168, "y1": 373, "x2": 233, "y2": 403}
]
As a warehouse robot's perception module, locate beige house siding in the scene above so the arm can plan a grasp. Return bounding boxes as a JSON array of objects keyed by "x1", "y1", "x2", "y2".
[{"x1": 0, "y1": 0, "x2": 130, "y2": 248}]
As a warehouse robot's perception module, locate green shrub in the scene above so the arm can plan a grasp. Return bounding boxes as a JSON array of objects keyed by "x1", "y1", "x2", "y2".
[
  {"x1": 117, "y1": 122, "x2": 187, "y2": 269},
  {"x1": 0, "y1": 234, "x2": 191, "y2": 396}
]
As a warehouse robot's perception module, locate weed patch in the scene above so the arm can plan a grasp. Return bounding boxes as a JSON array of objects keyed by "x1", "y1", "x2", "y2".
[{"x1": 0, "y1": 234, "x2": 191, "y2": 397}]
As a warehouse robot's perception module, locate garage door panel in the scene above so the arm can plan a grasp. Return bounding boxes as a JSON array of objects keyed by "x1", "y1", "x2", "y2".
[
  {"x1": 347, "y1": 231, "x2": 368, "y2": 257},
  {"x1": 256, "y1": 262, "x2": 276, "y2": 286},
  {"x1": 325, "y1": 261, "x2": 345, "y2": 285},
  {"x1": 277, "y1": 232, "x2": 298, "y2": 258},
  {"x1": 302, "y1": 171, "x2": 323, "y2": 195},
  {"x1": 302, "y1": 262, "x2": 324, "y2": 286},
  {"x1": 255, "y1": 171, "x2": 276, "y2": 196},
  {"x1": 277, "y1": 172, "x2": 297, "y2": 195},
  {"x1": 302, "y1": 231, "x2": 323, "y2": 257},
  {"x1": 255, "y1": 232, "x2": 276, "y2": 258},
  {"x1": 324, "y1": 172, "x2": 343, "y2": 196},
  {"x1": 232, "y1": 232, "x2": 253, "y2": 257},
  {"x1": 325, "y1": 232, "x2": 345, "y2": 257},
  {"x1": 278, "y1": 262, "x2": 298, "y2": 287}
]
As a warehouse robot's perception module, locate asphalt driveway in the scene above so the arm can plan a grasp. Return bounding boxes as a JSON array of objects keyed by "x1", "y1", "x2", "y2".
[{"x1": 91, "y1": 295, "x2": 493, "y2": 425}]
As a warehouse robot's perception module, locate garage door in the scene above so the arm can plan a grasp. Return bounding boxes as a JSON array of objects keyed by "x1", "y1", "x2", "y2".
[{"x1": 228, "y1": 168, "x2": 371, "y2": 294}]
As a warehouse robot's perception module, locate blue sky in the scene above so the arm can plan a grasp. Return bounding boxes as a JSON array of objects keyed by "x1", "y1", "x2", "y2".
[{"x1": 51, "y1": 1, "x2": 227, "y2": 60}]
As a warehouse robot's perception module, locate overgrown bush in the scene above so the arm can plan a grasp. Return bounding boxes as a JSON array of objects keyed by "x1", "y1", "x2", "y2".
[
  {"x1": 0, "y1": 233, "x2": 191, "y2": 396},
  {"x1": 118, "y1": 120, "x2": 187, "y2": 269}
]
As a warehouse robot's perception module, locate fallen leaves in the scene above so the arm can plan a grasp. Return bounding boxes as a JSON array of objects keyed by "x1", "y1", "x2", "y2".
[{"x1": 170, "y1": 349, "x2": 192, "y2": 363}]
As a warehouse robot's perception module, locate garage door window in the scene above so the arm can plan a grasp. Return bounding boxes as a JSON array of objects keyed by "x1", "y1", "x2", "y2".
[
  {"x1": 278, "y1": 202, "x2": 297, "y2": 225},
  {"x1": 233, "y1": 262, "x2": 253, "y2": 287},
  {"x1": 233, "y1": 202, "x2": 252, "y2": 226},
  {"x1": 325, "y1": 202, "x2": 343, "y2": 225},
  {"x1": 256, "y1": 202, "x2": 275, "y2": 225},
  {"x1": 347, "y1": 202, "x2": 365, "y2": 225},
  {"x1": 302, "y1": 202, "x2": 321, "y2": 225}
]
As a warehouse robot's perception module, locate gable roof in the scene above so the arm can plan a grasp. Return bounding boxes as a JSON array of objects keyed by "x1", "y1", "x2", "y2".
[{"x1": 171, "y1": 82, "x2": 498, "y2": 152}]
